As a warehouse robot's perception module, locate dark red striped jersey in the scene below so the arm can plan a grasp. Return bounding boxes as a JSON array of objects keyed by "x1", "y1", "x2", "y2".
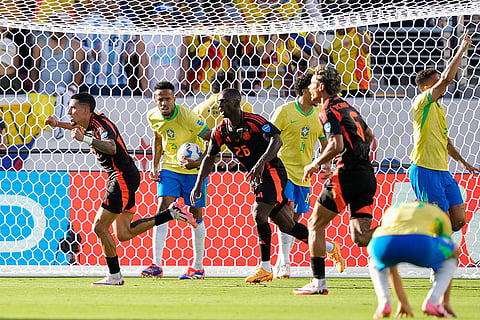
[
  {"x1": 86, "y1": 112, "x2": 137, "y2": 177},
  {"x1": 209, "y1": 111, "x2": 284, "y2": 171},
  {"x1": 320, "y1": 96, "x2": 371, "y2": 165}
]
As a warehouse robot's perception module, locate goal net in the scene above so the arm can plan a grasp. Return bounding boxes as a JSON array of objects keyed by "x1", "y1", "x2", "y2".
[{"x1": 0, "y1": 0, "x2": 479, "y2": 278}]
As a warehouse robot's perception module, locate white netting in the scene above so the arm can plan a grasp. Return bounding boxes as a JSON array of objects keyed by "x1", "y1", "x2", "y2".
[{"x1": 0, "y1": 1, "x2": 479, "y2": 278}]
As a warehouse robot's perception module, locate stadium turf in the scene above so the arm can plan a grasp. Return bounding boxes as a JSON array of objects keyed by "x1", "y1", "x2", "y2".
[{"x1": 0, "y1": 278, "x2": 478, "y2": 319}]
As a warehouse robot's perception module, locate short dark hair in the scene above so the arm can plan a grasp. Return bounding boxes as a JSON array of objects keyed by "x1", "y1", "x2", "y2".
[
  {"x1": 294, "y1": 73, "x2": 313, "y2": 96},
  {"x1": 415, "y1": 68, "x2": 439, "y2": 88},
  {"x1": 211, "y1": 71, "x2": 239, "y2": 94},
  {"x1": 71, "y1": 92, "x2": 96, "y2": 112},
  {"x1": 154, "y1": 81, "x2": 175, "y2": 92},
  {"x1": 222, "y1": 88, "x2": 241, "y2": 102}
]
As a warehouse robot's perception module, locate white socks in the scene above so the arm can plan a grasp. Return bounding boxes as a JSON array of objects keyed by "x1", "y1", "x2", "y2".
[
  {"x1": 369, "y1": 260, "x2": 391, "y2": 306},
  {"x1": 152, "y1": 223, "x2": 168, "y2": 267},
  {"x1": 192, "y1": 219, "x2": 206, "y2": 270},
  {"x1": 325, "y1": 241, "x2": 334, "y2": 253},
  {"x1": 261, "y1": 261, "x2": 272, "y2": 272},
  {"x1": 426, "y1": 257, "x2": 458, "y2": 304},
  {"x1": 278, "y1": 231, "x2": 295, "y2": 266}
]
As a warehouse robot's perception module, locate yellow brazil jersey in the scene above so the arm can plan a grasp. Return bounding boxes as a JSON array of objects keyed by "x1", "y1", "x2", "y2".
[
  {"x1": 271, "y1": 100, "x2": 326, "y2": 186},
  {"x1": 373, "y1": 202, "x2": 452, "y2": 239},
  {"x1": 328, "y1": 28, "x2": 371, "y2": 91},
  {"x1": 147, "y1": 104, "x2": 208, "y2": 175},
  {"x1": 193, "y1": 93, "x2": 253, "y2": 153},
  {"x1": 410, "y1": 89, "x2": 449, "y2": 171}
]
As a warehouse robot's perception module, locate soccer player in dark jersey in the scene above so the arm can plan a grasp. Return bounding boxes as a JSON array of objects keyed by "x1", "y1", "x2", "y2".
[
  {"x1": 190, "y1": 88, "x2": 310, "y2": 284},
  {"x1": 45, "y1": 92, "x2": 197, "y2": 286},
  {"x1": 294, "y1": 66, "x2": 377, "y2": 295}
]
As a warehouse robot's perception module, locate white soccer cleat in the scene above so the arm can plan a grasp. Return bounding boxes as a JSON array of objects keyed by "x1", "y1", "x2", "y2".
[
  {"x1": 274, "y1": 263, "x2": 291, "y2": 279},
  {"x1": 169, "y1": 201, "x2": 198, "y2": 228},
  {"x1": 91, "y1": 275, "x2": 125, "y2": 286},
  {"x1": 293, "y1": 279, "x2": 328, "y2": 295}
]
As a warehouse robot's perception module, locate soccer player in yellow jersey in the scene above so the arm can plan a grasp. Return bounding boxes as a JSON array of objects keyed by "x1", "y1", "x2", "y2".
[
  {"x1": 368, "y1": 202, "x2": 459, "y2": 318},
  {"x1": 410, "y1": 31, "x2": 479, "y2": 232},
  {"x1": 321, "y1": 27, "x2": 372, "y2": 97},
  {"x1": 141, "y1": 81, "x2": 212, "y2": 280},
  {"x1": 271, "y1": 73, "x2": 344, "y2": 278}
]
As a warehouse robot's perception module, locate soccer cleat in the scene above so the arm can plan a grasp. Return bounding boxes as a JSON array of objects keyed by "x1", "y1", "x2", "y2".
[
  {"x1": 169, "y1": 201, "x2": 198, "y2": 228},
  {"x1": 327, "y1": 241, "x2": 345, "y2": 273},
  {"x1": 293, "y1": 279, "x2": 329, "y2": 295},
  {"x1": 245, "y1": 267, "x2": 273, "y2": 284},
  {"x1": 91, "y1": 275, "x2": 125, "y2": 286},
  {"x1": 373, "y1": 303, "x2": 392, "y2": 319},
  {"x1": 141, "y1": 263, "x2": 163, "y2": 278},
  {"x1": 422, "y1": 301, "x2": 452, "y2": 318},
  {"x1": 178, "y1": 267, "x2": 205, "y2": 279},
  {"x1": 274, "y1": 263, "x2": 291, "y2": 279}
]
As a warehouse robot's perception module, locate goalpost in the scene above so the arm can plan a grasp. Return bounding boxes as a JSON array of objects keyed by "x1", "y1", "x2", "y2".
[{"x1": 0, "y1": 0, "x2": 479, "y2": 278}]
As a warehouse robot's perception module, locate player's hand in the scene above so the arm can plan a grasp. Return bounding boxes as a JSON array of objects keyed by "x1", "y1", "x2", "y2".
[
  {"x1": 303, "y1": 163, "x2": 317, "y2": 183},
  {"x1": 179, "y1": 157, "x2": 200, "y2": 170},
  {"x1": 247, "y1": 163, "x2": 264, "y2": 188},
  {"x1": 149, "y1": 170, "x2": 160, "y2": 182},
  {"x1": 395, "y1": 302, "x2": 414, "y2": 318},
  {"x1": 190, "y1": 186, "x2": 202, "y2": 207},
  {"x1": 44, "y1": 115, "x2": 58, "y2": 127},
  {"x1": 442, "y1": 301, "x2": 456, "y2": 318},
  {"x1": 461, "y1": 161, "x2": 480, "y2": 175},
  {"x1": 319, "y1": 163, "x2": 332, "y2": 180},
  {"x1": 71, "y1": 127, "x2": 84, "y2": 142},
  {"x1": 461, "y1": 30, "x2": 472, "y2": 53}
]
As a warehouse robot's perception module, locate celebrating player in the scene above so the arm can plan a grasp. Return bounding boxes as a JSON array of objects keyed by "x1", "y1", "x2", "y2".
[
  {"x1": 44, "y1": 92, "x2": 197, "y2": 285},
  {"x1": 368, "y1": 202, "x2": 458, "y2": 318},
  {"x1": 141, "y1": 81, "x2": 212, "y2": 280},
  {"x1": 294, "y1": 66, "x2": 377, "y2": 295},
  {"x1": 271, "y1": 72, "x2": 344, "y2": 278},
  {"x1": 410, "y1": 31, "x2": 479, "y2": 231},
  {"x1": 191, "y1": 88, "x2": 309, "y2": 284}
]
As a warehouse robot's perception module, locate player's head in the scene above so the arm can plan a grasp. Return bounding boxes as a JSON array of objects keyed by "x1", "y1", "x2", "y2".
[
  {"x1": 218, "y1": 88, "x2": 241, "y2": 119},
  {"x1": 69, "y1": 92, "x2": 96, "y2": 127},
  {"x1": 294, "y1": 72, "x2": 313, "y2": 97},
  {"x1": 415, "y1": 68, "x2": 440, "y2": 92},
  {"x1": 310, "y1": 66, "x2": 342, "y2": 102},
  {"x1": 211, "y1": 71, "x2": 240, "y2": 94},
  {"x1": 154, "y1": 81, "x2": 176, "y2": 118}
]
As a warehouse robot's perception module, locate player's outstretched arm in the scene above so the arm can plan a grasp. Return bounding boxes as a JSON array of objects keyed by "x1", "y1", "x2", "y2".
[
  {"x1": 191, "y1": 152, "x2": 216, "y2": 206},
  {"x1": 447, "y1": 138, "x2": 480, "y2": 175},
  {"x1": 430, "y1": 31, "x2": 472, "y2": 102},
  {"x1": 44, "y1": 115, "x2": 75, "y2": 131},
  {"x1": 389, "y1": 266, "x2": 414, "y2": 318}
]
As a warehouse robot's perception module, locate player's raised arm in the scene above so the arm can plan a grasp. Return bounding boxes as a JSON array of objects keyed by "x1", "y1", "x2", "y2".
[{"x1": 429, "y1": 31, "x2": 472, "y2": 102}]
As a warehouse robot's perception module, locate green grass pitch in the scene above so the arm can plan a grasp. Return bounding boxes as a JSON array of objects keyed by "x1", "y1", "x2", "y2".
[{"x1": 0, "y1": 278, "x2": 478, "y2": 319}]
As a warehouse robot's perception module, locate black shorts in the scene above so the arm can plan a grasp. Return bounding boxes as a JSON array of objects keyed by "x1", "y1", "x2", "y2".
[
  {"x1": 101, "y1": 167, "x2": 141, "y2": 214},
  {"x1": 317, "y1": 162, "x2": 377, "y2": 219},
  {"x1": 253, "y1": 163, "x2": 287, "y2": 206}
]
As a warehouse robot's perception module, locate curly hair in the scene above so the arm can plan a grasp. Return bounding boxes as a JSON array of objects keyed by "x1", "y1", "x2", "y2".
[
  {"x1": 313, "y1": 66, "x2": 342, "y2": 95},
  {"x1": 415, "y1": 68, "x2": 439, "y2": 88},
  {"x1": 294, "y1": 73, "x2": 313, "y2": 96}
]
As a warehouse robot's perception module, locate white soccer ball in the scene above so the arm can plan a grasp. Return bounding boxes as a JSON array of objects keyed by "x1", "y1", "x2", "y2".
[{"x1": 177, "y1": 142, "x2": 202, "y2": 165}]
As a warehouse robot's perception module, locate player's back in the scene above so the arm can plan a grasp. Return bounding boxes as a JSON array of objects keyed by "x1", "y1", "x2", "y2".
[
  {"x1": 320, "y1": 96, "x2": 371, "y2": 166},
  {"x1": 373, "y1": 202, "x2": 452, "y2": 238}
]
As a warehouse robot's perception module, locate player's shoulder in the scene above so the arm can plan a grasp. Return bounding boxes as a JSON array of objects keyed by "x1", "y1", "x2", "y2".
[{"x1": 413, "y1": 90, "x2": 431, "y2": 108}]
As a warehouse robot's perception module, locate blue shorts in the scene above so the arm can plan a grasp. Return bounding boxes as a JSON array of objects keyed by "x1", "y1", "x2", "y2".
[
  {"x1": 368, "y1": 234, "x2": 455, "y2": 271},
  {"x1": 157, "y1": 169, "x2": 207, "y2": 207},
  {"x1": 284, "y1": 179, "x2": 310, "y2": 214},
  {"x1": 409, "y1": 163, "x2": 463, "y2": 212}
]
